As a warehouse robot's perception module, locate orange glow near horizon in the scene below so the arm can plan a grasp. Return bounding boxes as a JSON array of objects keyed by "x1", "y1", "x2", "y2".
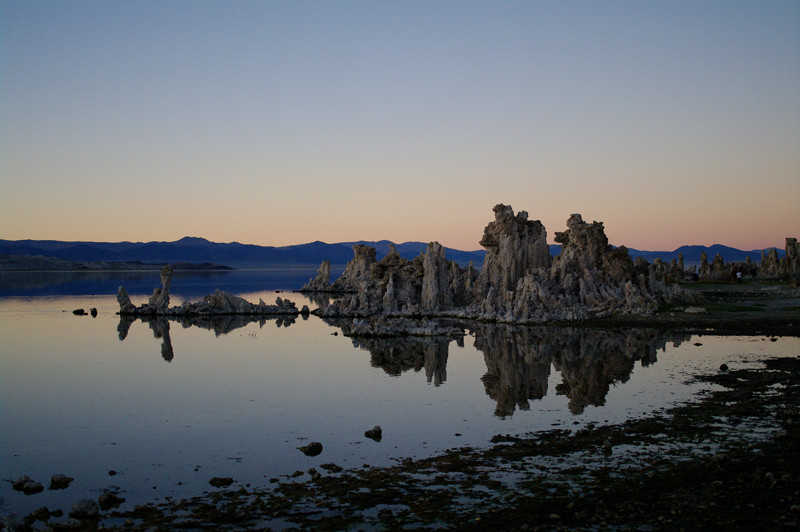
[{"x1": 1, "y1": 2, "x2": 798, "y2": 253}]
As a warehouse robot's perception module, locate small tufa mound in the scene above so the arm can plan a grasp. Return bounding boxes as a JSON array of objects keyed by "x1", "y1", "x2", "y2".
[
  {"x1": 11, "y1": 475, "x2": 43, "y2": 495},
  {"x1": 49, "y1": 473, "x2": 74, "y2": 490},
  {"x1": 298, "y1": 442, "x2": 323, "y2": 456},
  {"x1": 365, "y1": 426, "x2": 383, "y2": 442}
]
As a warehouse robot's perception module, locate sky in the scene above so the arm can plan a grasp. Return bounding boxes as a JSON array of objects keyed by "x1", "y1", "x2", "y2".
[{"x1": 1, "y1": 0, "x2": 798, "y2": 252}]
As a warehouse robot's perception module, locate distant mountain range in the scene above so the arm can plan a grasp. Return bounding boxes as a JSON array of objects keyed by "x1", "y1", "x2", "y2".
[{"x1": 0, "y1": 237, "x2": 786, "y2": 270}]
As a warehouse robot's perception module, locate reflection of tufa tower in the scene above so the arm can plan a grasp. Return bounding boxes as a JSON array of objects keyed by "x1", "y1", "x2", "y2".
[
  {"x1": 473, "y1": 325, "x2": 691, "y2": 417},
  {"x1": 473, "y1": 324, "x2": 552, "y2": 418},
  {"x1": 348, "y1": 335, "x2": 452, "y2": 387}
]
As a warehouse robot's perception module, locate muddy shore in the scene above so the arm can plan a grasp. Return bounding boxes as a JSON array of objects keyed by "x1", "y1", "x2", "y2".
[{"x1": 8, "y1": 282, "x2": 800, "y2": 531}]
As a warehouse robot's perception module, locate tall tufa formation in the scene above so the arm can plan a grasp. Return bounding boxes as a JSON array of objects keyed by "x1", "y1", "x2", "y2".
[
  {"x1": 320, "y1": 242, "x2": 467, "y2": 317},
  {"x1": 475, "y1": 204, "x2": 550, "y2": 297},
  {"x1": 422, "y1": 242, "x2": 453, "y2": 312},
  {"x1": 300, "y1": 260, "x2": 332, "y2": 292},
  {"x1": 310, "y1": 204, "x2": 691, "y2": 324},
  {"x1": 148, "y1": 265, "x2": 173, "y2": 311}
]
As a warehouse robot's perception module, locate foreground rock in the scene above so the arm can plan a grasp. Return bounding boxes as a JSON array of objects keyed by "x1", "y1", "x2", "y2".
[
  {"x1": 70, "y1": 499, "x2": 99, "y2": 520},
  {"x1": 117, "y1": 265, "x2": 299, "y2": 317},
  {"x1": 311, "y1": 205, "x2": 691, "y2": 326}
]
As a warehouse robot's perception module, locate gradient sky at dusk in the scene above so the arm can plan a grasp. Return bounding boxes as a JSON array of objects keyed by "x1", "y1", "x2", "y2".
[{"x1": 2, "y1": 0, "x2": 798, "y2": 252}]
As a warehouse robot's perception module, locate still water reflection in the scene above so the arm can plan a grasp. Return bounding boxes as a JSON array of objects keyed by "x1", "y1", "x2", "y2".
[
  {"x1": 118, "y1": 314, "x2": 301, "y2": 362},
  {"x1": 1, "y1": 285, "x2": 795, "y2": 520},
  {"x1": 472, "y1": 324, "x2": 691, "y2": 416}
]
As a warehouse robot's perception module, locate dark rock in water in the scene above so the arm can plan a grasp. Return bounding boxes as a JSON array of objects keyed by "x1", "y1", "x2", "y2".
[
  {"x1": 208, "y1": 477, "x2": 234, "y2": 488},
  {"x1": 70, "y1": 499, "x2": 99, "y2": 519},
  {"x1": 90, "y1": 308, "x2": 98, "y2": 317},
  {"x1": 11, "y1": 475, "x2": 43, "y2": 494},
  {"x1": 98, "y1": 491, "x2": 125, "y2": 510},
  {"x1": 365, "y1": 426, "x2": 383, "y2": 442},
  {"x1": 29, "y1": 506, "x2": 53, "y2": 522},
  {"x1": 320, "y1": 463, "x2": 343, "y2": 473},
  {"x1": 49, "y1": 473, "x2": 74, "y2": 490},
  {"x1": 490, "y1": 434, "x2": 522, "y2": 444},
  {"x1": 72, "y1": 308, "x2": 86, "y2": 316},
  {"x1": 299, "y1": 442, "x2": 323, "y2": 456}
]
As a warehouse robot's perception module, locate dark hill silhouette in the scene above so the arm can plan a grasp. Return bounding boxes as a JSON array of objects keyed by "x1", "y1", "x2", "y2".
[{"x1": 0, "y1": 237, "x2": 785, "y2": 270}]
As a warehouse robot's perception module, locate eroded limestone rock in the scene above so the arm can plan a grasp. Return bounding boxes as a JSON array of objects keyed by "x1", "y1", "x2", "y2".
[
  {"x1": 475, "y1": 209, "x2": 684, "y2": 322},
  {"x1": 117, "y1": 266, "x2": 299, "y2": 317},
  {"x1": 475, "y1": 204, "x2": 550, "y2": 298},
  {"x1": 308, "y1": 204, "x2": 693, "y2": 326},
  {"x1": 319, "y1": 243, "x2": 465, "y2": 318},
  {"x1": 300, "y1": 260, "x2": 332, "y2": 292}
]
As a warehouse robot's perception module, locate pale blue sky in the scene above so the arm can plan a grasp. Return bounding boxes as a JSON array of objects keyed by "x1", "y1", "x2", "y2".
[{"x1": 2, "y1": 0, "x2": 798, "y2": 251}]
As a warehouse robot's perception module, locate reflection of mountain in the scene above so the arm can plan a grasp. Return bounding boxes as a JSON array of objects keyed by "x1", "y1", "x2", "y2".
[
  {"x1": 348, "y1": 335, "x2": 459, "y2": 386},
  {"x1": 472, "y1": 325, "x2": 691, "y2": 416},
  {"x1": 117, "y1": 313, "x2": 297, "y2": 361}
]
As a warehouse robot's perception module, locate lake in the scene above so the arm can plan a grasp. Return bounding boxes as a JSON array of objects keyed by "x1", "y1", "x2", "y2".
[{"x1": 1, "y1": 269, "x2": 796, "y2": 520}]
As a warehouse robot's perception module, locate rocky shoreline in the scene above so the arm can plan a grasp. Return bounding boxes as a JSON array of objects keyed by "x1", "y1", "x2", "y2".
[{"x1": 5, "y1": 332, "x2": 793, "y2": 531}]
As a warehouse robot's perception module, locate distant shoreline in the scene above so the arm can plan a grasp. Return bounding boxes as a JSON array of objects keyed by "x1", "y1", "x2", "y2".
[{"x1": 0, "y1": 255, "x2": 233, "y2": 272}]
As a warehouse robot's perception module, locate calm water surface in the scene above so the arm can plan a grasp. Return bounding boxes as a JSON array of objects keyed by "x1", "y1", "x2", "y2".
[{"x1": 0, "y1": 270, "x2": 796, "y2": 517}]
